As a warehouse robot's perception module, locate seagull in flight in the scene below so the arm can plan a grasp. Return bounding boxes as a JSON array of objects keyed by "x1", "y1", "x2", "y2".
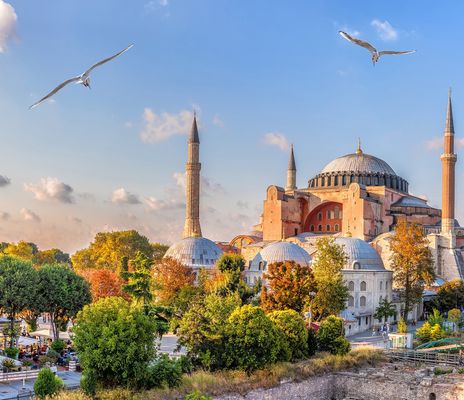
[
  {"x1": 30, "y1": 44, "x2": 133, "y2": 109},
  {"x1": 339, "y1": 31, "x2": 415, "y2": 65}
]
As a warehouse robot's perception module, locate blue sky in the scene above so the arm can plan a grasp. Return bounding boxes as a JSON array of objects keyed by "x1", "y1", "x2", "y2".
[{"x1": 0, "y1": 0, "x2": 463, "y2": 253}]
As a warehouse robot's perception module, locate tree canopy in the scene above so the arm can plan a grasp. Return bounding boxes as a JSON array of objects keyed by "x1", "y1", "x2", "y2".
[
  {"x1": 154, "y1": 257, "x2": 195, "y2": 304},
  {"x1": 1, "y1": 241, "x2": 70, "y2": 266},
  {"x1": 374, "y1": 298, "x2": 396, "y2": 323},
  {"x1": 81, "y1": 269, "x2": 126, "y2": 302},
  {"x1": 433, "y1": 279, "x2": 464, "y2": 312}
]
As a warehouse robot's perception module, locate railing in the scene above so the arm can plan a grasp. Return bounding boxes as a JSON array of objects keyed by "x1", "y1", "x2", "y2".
[
  {"x1": 387, "y1": 349, "x2": 463, "y2": 366},
  {"x1": 0, "y1": 369, "x2": 40, "y2": 382}
]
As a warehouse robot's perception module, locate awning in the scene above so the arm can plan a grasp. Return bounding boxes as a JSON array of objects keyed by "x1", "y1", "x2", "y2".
[
  {"x1": 29, "y1": 329, "x2": 71, "y2": 340},
  {"x1": 17, "y1": 336, "x2": 38, "y2": 346}
]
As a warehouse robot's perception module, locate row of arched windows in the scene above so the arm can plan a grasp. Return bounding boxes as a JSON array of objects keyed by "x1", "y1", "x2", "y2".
[
  {"x1": 309, "y1": 173, "x2": 408, "y2": 193},
  {"x1": 310, "y1": 224, "x2": 340, "y2": 233},
  {"x1": 348, "y1": 281, "x2": 367, "y2": 291},
  {"x1": 348, "y1": 295, "x2": 367, "y2": 307}
]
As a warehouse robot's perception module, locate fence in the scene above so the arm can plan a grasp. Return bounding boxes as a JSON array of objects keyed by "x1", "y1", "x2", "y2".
[
  {"x1": 0, "y1": 369, "x2": 40, "y2": 382},
  {"x1": 387, "y1": 349, "x2": 463, "y2": 366}
]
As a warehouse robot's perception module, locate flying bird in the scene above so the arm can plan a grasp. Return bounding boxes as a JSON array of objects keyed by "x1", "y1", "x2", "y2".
[
  {"x1": 338, "y1": 31, "x2": 415, "y2": 65},
  {"x1": 30, "y1": 44, "x2": 134, "y2": 109}
]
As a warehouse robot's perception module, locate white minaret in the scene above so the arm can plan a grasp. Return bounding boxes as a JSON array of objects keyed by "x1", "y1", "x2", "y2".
[{"x1": 182, "y1": 113, "x2": 202, "y2": 238}]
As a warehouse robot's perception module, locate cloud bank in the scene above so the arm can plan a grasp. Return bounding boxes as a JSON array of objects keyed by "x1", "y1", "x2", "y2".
[
  {"x1": 111, "y1": 188, "x2": 141, "y2": 205},
  {"x1": 20, "y1": 208, "x2": 41, "y2": 222},
  {"x1": 24, "y1": 177, "x2": 74, "y2": 203}
]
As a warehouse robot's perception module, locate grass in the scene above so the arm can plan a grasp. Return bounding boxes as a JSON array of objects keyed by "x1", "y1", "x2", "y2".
[
  {"x1": 53, "y1": 348, "x2": 385, "y2": 400},
  {"x1": 433, "y1": 367, "x2": 454, "y2": 376}
]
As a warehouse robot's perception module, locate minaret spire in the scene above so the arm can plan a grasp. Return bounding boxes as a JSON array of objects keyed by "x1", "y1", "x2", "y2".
[
  {"x1": 286, "y1": 144, "x2": 297, "y2": 191},
  {"x1": 441, "y1": 88, "x2": 457, "y2": 235},
  {"x1": 183, "y1": 114, "x2": 202, "y2": 238}
]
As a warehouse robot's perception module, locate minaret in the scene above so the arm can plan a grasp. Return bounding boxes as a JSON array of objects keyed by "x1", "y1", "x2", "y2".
[
  {"x1": 183, "y1": 113, "x2": 202, "y2": 238},
  {"x1": 285, "y1": 144, "x2": 297, "y2": 191},
  {"x1": 441, "y1": 88, "x2": 457, "y2": 235}
]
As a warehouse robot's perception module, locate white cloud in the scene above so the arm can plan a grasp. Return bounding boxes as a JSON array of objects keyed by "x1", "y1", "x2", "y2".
[
  {"x1": 371, "y1": 19, "x2": 398, "y2": 42},
  {"x1": 212, "y1": 114, "x2": 224, "y2": 128},
  {"x1": 0, "y1": 0, "x2": 16, "y2": 53},
  {"x1": 140, "y1": 108, "x2": 193, "y2": 143},
  {"x1": 111, "y1": 188, "x2": 141, "y2": 205},
  {"x1": 145, "y1": 196, "x2": 184, "y2": 211},
  {"x1": 339, "y1": 25, "x2": 360, "y2": 38},
  {"x1": 20, "y1": 208, "x2": 41, "y2": 223},
  {"x1": 237, "y1": 200, "x2": 249, "y2": 209},
  {"x1": 0, "y1": 211, "x2": 9, "y2": 221},
  {"x1": 263, "y1": 132, "x2": 290, "y2": 151},
  {"x1": 24, "y1": 177, "x2": 74, "y2": 203},
  {"x1": 172, "y1": 172, "x2": 225, "y2": 195},
  {"x1": 0, "y1": 174, "x2": 10, "y2": 187}
]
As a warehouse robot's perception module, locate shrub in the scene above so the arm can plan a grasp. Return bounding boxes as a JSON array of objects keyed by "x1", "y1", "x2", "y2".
[
  {"x1": 317, "y1": 315, "x2": 350, "y2": 355},
  {"x1": 416, "y1": 321, "x2": 446, "y2": 344},
  {"x1": 145, "y1": 354, "x2": 183, "y2": 389},
  {"x1": 38, "y1": 355, "x2": 56, "y2": 367},
  {"x1": 457, "y1": 368, "x2": 464, "y2": 374},
  {"x1": 225, "y1": 305, "x2": 281, "y2": 371},
  {"x1": 51, "y1": 339, "x2": 66, "y2": 353},
  {"x1": 80, "y1": 372, "x2": 97, "y2": 397},
  {"x1": 4, "y1": 347, "x2": 18, "y2": 359},
  {"x1": 2, "y1": 359, "x2": 15, "y2": 370},
  {"x1": 33, "y1": 368, "x2": 63, "y2": 399},
  {"x1": 47, "y1": 349, "x2": 60, "y2": 361},
  {"x1": 268, "y1": 310, "x2": 308, "y2": 360},
  {"x1": 433, "y1": 367, "x2": 453, "y2": 375},
  {"x1": 397, "y1": 318, "x2": 408, "y2": 334},
  {"x1": 307, "y1": 328, "x2": 318, "y2": 357},
  {"x1": 184, "y1": 390, "x2": 213, "y2": 400}
]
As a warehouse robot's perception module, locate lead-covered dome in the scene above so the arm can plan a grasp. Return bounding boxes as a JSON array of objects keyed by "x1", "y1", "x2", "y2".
[
  {"x1": 250, "y1": 241, "x2": 312, "y2": 271},
  {"x1": 164, "y1": 237, "x2": 223, "y2": 270},
  {"x1": 335, "y1": 237, "x2": 385, "y2": 271},
  {"x1": 309, "y1": 146, "x2": 408, "y2": 193}
]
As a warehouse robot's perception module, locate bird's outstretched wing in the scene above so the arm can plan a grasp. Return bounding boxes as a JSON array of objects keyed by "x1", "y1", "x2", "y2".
[
  {"x1": 339, "y1": 31, "x2": 376, "y2": 53},
  {"x1": 83, "y1": 44, "x2": 134, "y2": 76},
  {"x1": 378, "y1": 50, "x2": 416, "y2": 57},
  {"x1": 29, "y1": 76, "x2": 81, "y2": 109}
]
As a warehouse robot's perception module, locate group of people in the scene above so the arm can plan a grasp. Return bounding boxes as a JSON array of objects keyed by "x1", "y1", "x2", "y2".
[{"x1": 372, "y1": 322, "x2": 391, "y2": 338}]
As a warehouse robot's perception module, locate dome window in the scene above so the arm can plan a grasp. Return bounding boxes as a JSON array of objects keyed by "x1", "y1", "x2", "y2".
[{"x1": 353, "y1": 262, "x2": 361, "y2": 270}]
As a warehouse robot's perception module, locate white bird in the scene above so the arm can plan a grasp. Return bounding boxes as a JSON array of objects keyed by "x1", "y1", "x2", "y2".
[
  {"x1": 30, "y1": 44, "x2": 134, "y2": 109},
  {"x1": 338, "y1": 31, "x2": 415, "y2": 65}
]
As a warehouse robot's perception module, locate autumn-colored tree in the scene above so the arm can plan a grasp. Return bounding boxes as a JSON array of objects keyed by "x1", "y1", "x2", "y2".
[
  {"x1": 434, "y1": 279, "x2": 464, "y2": 312},
  {"x1": 2, "y1": 241, "x2": 38, "y2": 261},
  {"x1": 260, "y1": 261, "x2": 315, "y2": 313},
  {"x1": 389, "y1": 219, "x2": 435, "y2": 320},
  {"x1": 310, "y1": 237, "x2": 349, "y2": 320},
  {"x1": 82, "y1": 269, "x2": 126, "y2": 302},
  {"x1": 33, "y1": 249, "x2": 71, "y2": 266},
  {"x1": 154, "y1": 257, "x2": 195, "y2": 303}
]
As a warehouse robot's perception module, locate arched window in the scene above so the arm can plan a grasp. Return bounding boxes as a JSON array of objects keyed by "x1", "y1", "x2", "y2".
[
  {"x1": 348, "y1": 296, "x2": 354, "y2": 307},
  {"x1": 348, "y1": 281, "x2": 354, "y2": 291},
  {"x1": 334, "y1": 224, "x2": 339, "y2": 232},
  {"x1": 326, "y1": 224, "x2": 331, "y2": 232},
  {"x1": 318, "y1": 224, "x2": 322, "y2": 232},
  {"x1": 360, "y1": 296, "x2": 366, "y2": 307},
  {"x1": 353, "y1": 262, "x2": 361, "y2": 270},
  {"x1": 259, "y1": 261, "x2": 265, "y2": 271},
  {"x1": 379, "y1": 295, "x2": 383, "y2": 302},
  {"x1": 385, "y1": 281, "x2": 389, "y2": 291},
  {"x1": 380, "y1": 281, "x2": 383, "y2": 290},
  {"x1": 326, "y1": 210, "x2": 331, "y2": 219},
  {"x1": 327, "y1": 176, "x2": 331, "y2": 186},
  {"x1": 310, "y1": 225, "x2": 315, "y2": 232},
  {"x1": 342, "y1": 175, "x2": 346, "y2": 185},
  {"x1": 321, "y1": 177, "x2": 325, "y2": 186},
  {"x1": 334, "y1": 175, "x2": 339, "y2": 186},
  {"x1": 318, "y1": 212, "x2": 322, "y2": 221},
  {"x1": 360, "y1": 281, "x2": 367, "y2": 291}
]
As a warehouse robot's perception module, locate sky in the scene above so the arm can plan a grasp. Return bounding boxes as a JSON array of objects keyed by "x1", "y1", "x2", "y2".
[{"x1": 1, "y1": 0, "x2": 464, "y2": 254}]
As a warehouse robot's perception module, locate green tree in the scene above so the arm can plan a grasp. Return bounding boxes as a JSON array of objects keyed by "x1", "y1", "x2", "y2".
[
  {"x1": 0, "y1": 256, "x2": 37, "y2": 347},
  {"x1": 178, "y1": 293, "x2": 241, "y2": 370},
  {"x1": 2, "y1": 241, "x2": 38, "y2": 261},
  {"x1": 448, "y1": 308, "x2": 462, "y2": 332},
  {"x1": 261, "y1": 261, "x2": 315, "y2": 313},
  {"x1": 33, "y1": 368, "x2": 63, "y2": 399},
  {"x1": 374, "y1": 298, "x2": 396, "y2": 323},
  {"x1": 317, "y1": 315, "x2": 350, "y2": 355},
  {"x1": 122, "y1": 251, "x2": 154, "y2": 307},
  {"x1": 36, "y1": 264, "x2": 91, "y2": 340},
  {"x1": 152, "y1": 243, "x2": 169, "y2": 262},
  {"x1": 434, "y1": 279, "x2": 464, "y2": 312},
  {"x1": 416, "y1": 321, "x2": 446, "y2": 344},
  {"x1": 33, "y1": 248, "x2": 71, "y2": 266},
  {"x1": 311, "y1": 238, "x2": 349, "y2": 320},
  {"x1": 428, "y1": 308, "x2": 444, "y2": 328},
  {"x1": 71, "y1": 230, "x2": 155, "y2": 271},
  {"x1": 268, "y1": 309, "x2": 308, "y2": 360},
  {"x1": 225, "y1": 305, "x2": 281, "y2": 371},
  {"x1": 73, "y1": 297, "x2": 157, "y2": 389},
  {"x1": 389, "y1": 219, "x2": 435, "y2": 320}
]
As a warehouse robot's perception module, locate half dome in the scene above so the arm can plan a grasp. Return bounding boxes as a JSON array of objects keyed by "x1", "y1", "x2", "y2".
[{"x1": 164, "y1": 237, "x2": 223, "y2": 270}]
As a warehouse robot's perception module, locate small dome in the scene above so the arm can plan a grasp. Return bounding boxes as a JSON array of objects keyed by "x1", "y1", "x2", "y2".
[
  {"x1": 251, "y1": 241, "x2": 311, "y2": 270},
  {"x1": 335, "y1": 237, "x2": 385, "y2": 271},
  {"x1": 164, "y1": 237, "x2": 223, "y2": 269},
  {"x1": 320, "y1": 152, "x2": 396, "y2": 176}
]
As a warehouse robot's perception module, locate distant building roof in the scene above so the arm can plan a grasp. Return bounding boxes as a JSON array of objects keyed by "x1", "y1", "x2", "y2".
[{"x1": 391, "y1": 196, "x2": 431, "y2": 208}]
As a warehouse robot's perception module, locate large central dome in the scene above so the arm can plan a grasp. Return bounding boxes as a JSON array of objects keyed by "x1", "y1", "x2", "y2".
[{"x1": 320, "y1": 152, "x2": 396, "y2": 176}]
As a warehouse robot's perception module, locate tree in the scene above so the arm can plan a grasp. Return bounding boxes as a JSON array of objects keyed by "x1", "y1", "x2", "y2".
[
  {"x1": 73, "y1": 297, "x2": 157, "y2": 389},
  {"x1": 225, "y1": 305, "x2": 281, "y2": 371},
  {"x1": 122, "y1": 251, "x2": 154, "y2": 307},
  {"x1": 33, "y1": 249, "x2": 71, "y2": 266},
  {"x1": 448, "y1": 308, "x2": 462, "y2": 332},
  {"x1": 152, "y1": 243, "x2": 169, "y2": 262},
  {"x1": 374, "y1": 298, "x2": 396, "y2": 323},
  {"x1": 71, "y1": 230, "x2": 155, "y2": 271},
  {"x1": 0, "y1": 256, "x2": 37, "y2": 347},
  {"x1": 389, "y1": 219, "x2": 435, "y2": 320},
  {"x1": 34, "y1": 368, "x2": 63, "y2": 399},
  {"x1": 317, "y1": 315, "x2": 350, "y2": 355},
  {"x1": 154, "y1": 257, "x2": 195, "y2": 303},
  {"x1": 416, "y1": 321, "x2": 446, "y2": 344},
  {"x1": 178, "y1": 293, "x2": 241, "y2": 370},
  {"x1": 2, "y1": 241, "x2": 38, "y2": 261},
  {"x1": 260, "y1": 261, "x2": 314, "y2": 313},
  {"x1": 311, "y1": 237, "x2": 349, "y2": 320},
  {"x1": 82, "y1": 269, "x2": 126, "y2": 301},
  {"x1": 36, "y1": 264, "x2": 91, "y2": 340},
  {"x1": 434, "y1": 279, "x2": 464, "y2": 312},
  {"x1": 268, "y1": 309, "x2": 308, "y2": 360}
]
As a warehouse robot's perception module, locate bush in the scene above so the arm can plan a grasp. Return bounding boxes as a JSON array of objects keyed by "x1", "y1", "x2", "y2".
[
  {"x1": 433, "y1": 367, "x2": 453, "y2": 375},
  {"x1": 268, "y1": 310, "x2": 308, "y2": 360},
  {"x1": 184, "y1": 390, "x2": 213, "y2": 400},
  {"x1": 51, "y1": 339, "x2": 66, "y2": 353},
  {"x1": 146, "y1": 354, "x2": 183, "y2": 389},
  {"x1": 225, "y1": 305, "x2": 280, "y2": 371},
  {"x1": 307, "y1": 328, "x2": 318, "y2": 357},
  {"x1": 38, "y1": 355, "x2": 56, "y2": 368},
  {"x1": 4, "y1": 347, "x2": 18, "y2": 359},
  {"x1": 33, "y1": 368, "x2": 63, "y2": 399},
  {"x1": 80, "y1": 372, "x2": 97, "y2": 397},
  {"x1": 397, "y1": 318, "x2": 408, "y2": 334},
  {"x1": 2, "y1": 359, "x2": 15, "y2": 370},
  {"x1": 317, "y1": 315, "x2": 350, "y2": 355},
  {"x1": 47, "y1": 349, "x2": 60, "y2": 361},
  {"x1": 416, "y1": 321, "x2": 446, "y2": 344}
]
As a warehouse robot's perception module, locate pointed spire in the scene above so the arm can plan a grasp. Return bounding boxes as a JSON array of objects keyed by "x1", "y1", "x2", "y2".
[
  {"x1": 288, "y1": 144, "x2": 296, "y2": 171},
  {"x1": 189, "y1": 111, "x2": 200, "y2": 143},
  {"x1": 356, "y1": 138, "x2": 363, "y2": 155},
  {"x1": 445, "y1": 87, "x2": 455, "y2": 136}
]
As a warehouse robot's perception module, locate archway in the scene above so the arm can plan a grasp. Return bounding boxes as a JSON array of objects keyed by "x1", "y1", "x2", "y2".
[{"x1": 303, "y1": 201, "x2": 343, "y2": 233}]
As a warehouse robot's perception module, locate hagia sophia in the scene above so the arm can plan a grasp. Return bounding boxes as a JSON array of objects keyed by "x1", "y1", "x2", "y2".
[{"x1": 165, "y1": 91, "x2": 463, "y2": 335}]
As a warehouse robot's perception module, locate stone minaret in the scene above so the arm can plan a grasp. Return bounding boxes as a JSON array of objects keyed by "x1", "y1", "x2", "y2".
[
  {"x1": 285, "y1": 144, "x2": 297, "y2": 191},
  {"x1": 441, "y1": 89, "x2": 457, "y2": 235},
  {"x1": 183, "y1": 114, "x2": 202, "y2": 238}
]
